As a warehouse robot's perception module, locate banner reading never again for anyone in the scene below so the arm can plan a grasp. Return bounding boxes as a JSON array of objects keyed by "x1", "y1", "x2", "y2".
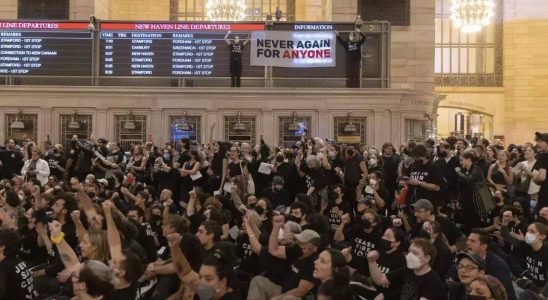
[{"x1": 250, "y1": 30, "x2": 336, "y2": 68}]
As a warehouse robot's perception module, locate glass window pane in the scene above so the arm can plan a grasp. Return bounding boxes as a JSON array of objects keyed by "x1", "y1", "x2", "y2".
[
  {"x1": 451, "y1": 23, "x2": 460, "y2": 43},
  {"x1": 442, "y1": 19, "x2": 451, "y2": 43},
  {"x1": 460, "y1": 48, "x2": 468, "y2": 73},
  {"x1": 451, "y1": 48, "x2": 459, "y2": 73},
  {"x1": 468, "y1": 48, "x2": 477, "y2": 73},
  {"x1": 435, "y1": 18, "x2": 442, "y2": 43},
  {"x1": 442, "y1": 48, "x2": 451, "y2": 73},
  {"x1": 486, "y1": 48, "x2": 494, "y2": 73},
  {"x1": 435, "y1": 48, "x2": 442, "y2": 73}
]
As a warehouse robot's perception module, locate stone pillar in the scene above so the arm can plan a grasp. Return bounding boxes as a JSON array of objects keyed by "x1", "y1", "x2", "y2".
[
  {"x1": 0, "y1": 0, "x2": 17, "y2": 19},
  {"x1": 41, "y1": 108, "x2": 53, "y2": 146},
  {"x1": 150, "y1": 109, "x2": 163, "y2": 145},
  {"x1": 503, "y1": 0, "x2": 548, "y2": 144},
  {"x1": 70, "y1": 0, "x2": 94, "y2": 20},
  {"x1": 95, "y1": 109, "x2": 108, "y2": 140},
  {"x1": 331, "y1": 0, "x2": 357, "y2": 22}
]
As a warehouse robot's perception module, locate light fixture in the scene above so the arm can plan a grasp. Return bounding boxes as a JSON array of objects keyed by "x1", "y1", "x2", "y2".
[
  {"x1": 68, "y1": 110, "x2": 81, "y2": 129},
  {"x1": 233, "y1": 112, "x2": 246, "y2": 131},
  {"x1": 344, "y1": 112, "x2": 357, "y2": 133},
  {"x1": 179, "y1": 111, "x2": 191, "y2": 131},
  {"x1": 124, "y1": 111, "x2": 136, "y2": 130},
  {"x1": 206, "y1": 0, "x2": 246, "y2": 21},
  {"x1": 451, "y1": 0, "x2": 495, "y2": 33},
  {"x1": 11, "y1": 110, "x2": 25, "y2": 129},
  {"x1": 87, "y1": 15, "x2": 96, "y2": 31},
  {"x1": 287, "y1": 112, "x2": 299, "y2": 131}
]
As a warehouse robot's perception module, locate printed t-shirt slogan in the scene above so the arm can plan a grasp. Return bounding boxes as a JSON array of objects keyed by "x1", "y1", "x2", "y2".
[{"x1": 250, "y1": 31, "x2": 336, "y2": 68}]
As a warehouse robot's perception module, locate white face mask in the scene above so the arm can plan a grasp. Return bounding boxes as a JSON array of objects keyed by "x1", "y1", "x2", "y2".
[
  {"x1": 525, "y1": 233, "x2": 538, "y2": 245},
  {"x1": 369, "y1": 158, "x2": 377, "y2": 166},
  {"x1": 278, "y1": 229, "x2": 285, "y2": 241},
  {"x1": 405, "y1": 252, "x2": 422, "y2": 269}
]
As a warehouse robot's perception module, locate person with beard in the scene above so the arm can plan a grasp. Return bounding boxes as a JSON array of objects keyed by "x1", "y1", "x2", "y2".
[
  {"x1": 335, "y1": 209, "x2": 382, "y2": 274},
  {"x1": 0, "y1": 139, "x2": 23, "y2": 180},
  {"x1": 435, "y1": 142, "x2": 459, "y2": 207},
  {"x1": 473, "y1": 144, "x2": 491, "y2": 177},
  {"x1": 404, "y1": 144, "x2": 443, "y2": 212},
  {"x1": 367, "y1": 238, "x2": 445, "y2": 300},
  {"x1": 343, "y1": 144, "x2": 369, "y2": 204},
  {"x1": 260, "y1": 176, "x2": 290, "y2": 209},
  {"x1": 335, "y1": 28, "x2": 366, "y2": 88},
  {"x1": 456, "y1": 149, "x2": 488, "y2": 231}
]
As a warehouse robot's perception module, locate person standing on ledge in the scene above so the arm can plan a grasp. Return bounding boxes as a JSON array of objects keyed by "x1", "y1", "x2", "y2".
[
  {"x1": 335, "y1": 28, "x2": 366, "y2": 88},
  {"x1": 225, "y1": 31, "x2": 250, "y2": 88}
]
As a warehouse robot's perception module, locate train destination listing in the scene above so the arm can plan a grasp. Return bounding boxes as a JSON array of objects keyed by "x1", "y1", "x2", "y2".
[
  {"x1": 0, "y1": 21, "x2": 93, "y2": 76},
  {"x1": 99, "y1": 22, "x2": 264, "y2": 77}
]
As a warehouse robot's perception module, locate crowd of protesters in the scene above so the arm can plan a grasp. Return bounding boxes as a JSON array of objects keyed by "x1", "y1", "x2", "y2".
[{"x1": 0, "y1": 126, "x2": 546, "y2": 300}]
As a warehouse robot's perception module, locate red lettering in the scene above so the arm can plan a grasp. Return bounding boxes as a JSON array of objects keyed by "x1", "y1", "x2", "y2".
[{"x1": 282, "y1": 50, "x2": 290, "y2": 58}]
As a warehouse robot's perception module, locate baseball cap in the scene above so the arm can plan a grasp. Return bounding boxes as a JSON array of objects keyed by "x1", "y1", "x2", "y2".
[
  {"x1": 456, "y1": 251, "x2": 486, "y2": 271},
  {"x1": 294, "y1": 229, "x2": 321, "y2": 247},
  {"x1": 535, "y1": 132, "x2": 548, "y2": 142},
  {"x1": 411, "y1": 199, "x2": 434, "y2": 212}
]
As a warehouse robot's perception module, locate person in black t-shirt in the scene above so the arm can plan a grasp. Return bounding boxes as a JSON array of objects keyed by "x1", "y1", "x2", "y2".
[
  {"x1": 335, "y1": 28, "x2": 366, "y2": 88},
  {"x1": 533, "y1": 132, "x2": 548, "y2": 213},
  {"x1": 321, "y1": 185, "x2": 351, "y2": 233},
  {"x1": 368, "y1": 238, "x2": 446, "y2": 300},
  {"x1": 45, "y1": 144, "x2": 66, "y2": 182},
  {"x1": 0, "y1": 228, "x2": 39, "y2": 300},
  {"x1": 225, "y1": 31, "x2": 250, "y2": 87},
  {"x1": 405, "y1": 144, "x2": 443, "y2": 211}
]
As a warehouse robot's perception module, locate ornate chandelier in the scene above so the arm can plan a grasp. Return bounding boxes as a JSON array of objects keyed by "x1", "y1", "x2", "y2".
[
  {"x1": 451, "y1": 0, "x2": 495, "y2": 33},
  {"x1": 206, "y1": 0, "x2": 247, "y2": 21}
]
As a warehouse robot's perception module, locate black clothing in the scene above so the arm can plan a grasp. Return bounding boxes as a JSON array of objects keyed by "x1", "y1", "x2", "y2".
[
  {"x1": 260, "y1": 187, "x2": 291, "y2": 209},
  {"x1": 229, "y1": 42, "x2": 244, "y2": 87},
  {"x1": 45, "y1": 153, "x2": 66, "y2": 181},
  {"x1": 281, "y1": 244, "x2": 319, "y2": 293},
  {"x1": 324, "y1": 200, "x2": 352, "y2": 232},
  {"x1": 344, "y1": 226, "x2": 382, "y2": 270},
  {"x1": 407, "y1": 160, "x2": 443, "y2": 208},
  {"x1": 456, "y1": 164, "x2": 485, "y2": 229},
  {"x1": 434, "y1": 156, "x2": 460, "y2": 201},
  {"x1": 114, "y1": 283, "x2": 137, "y2": 299},
  {"x1": 0, "y1": 256, "x2": 38, "y2": 300},
  {"x1": 337, "y1": 33, "x2": 366, "y2": 88},
  {"x1": 19, "y1": 225, "x2": 48, "y2": 267},
  {"x1": 385, "y1": 267, "x2": 445, "y2": 300},
  {"x1": 0, "y1": 148, "x2": 23, "y2": 179},
  {"x1": 534, "y1": 152, "x2": 548, "y2": 210}
]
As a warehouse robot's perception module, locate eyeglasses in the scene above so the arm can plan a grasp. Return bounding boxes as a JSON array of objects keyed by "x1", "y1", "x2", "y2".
[{"x1": 457, "y1": 264, "x2": 479, "y2": 272}]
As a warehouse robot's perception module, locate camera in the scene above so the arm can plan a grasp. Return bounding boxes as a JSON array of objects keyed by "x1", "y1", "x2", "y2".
[{"x1": 33, "y1": 208, "x2": 54, "y2": 224}]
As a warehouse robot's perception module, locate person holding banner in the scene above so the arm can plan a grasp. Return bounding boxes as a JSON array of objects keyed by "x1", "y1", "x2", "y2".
[
  {"x1": 225, "y1": 31, "x2": 250, "y2": 88},
  {"x1": 335, "y1": 28, "x2": 366, "y2": 88}
]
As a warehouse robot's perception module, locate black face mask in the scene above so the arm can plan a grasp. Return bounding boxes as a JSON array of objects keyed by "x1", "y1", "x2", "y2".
[
  {"x1": 417, "y1": 229, "x2": 431, "y2": 239},
  {"x1": 437, "y1": 151, "x2": 447, "y2": 158},
  {"x1": 360, "y1": 219, "x2": 372, "y2": 230},
  {"x1": 347, "y1": 149, "x2": 354, "y2": 156},
  {"x1": 376, "y1": 239, "x2": 393, "y2": 252},
  {"x1": 464, "y1": 295, "x2": 487, "y2": 300},
  {"x1": 53, "y1": 148, "x2": 59, "y2": 154},
  {"x1": 508, "y1": 221, "x2": 515, "y2": 228},
  {"x1": 287, "y1": 215, "x2": 302, "y2": 224},
  {"x1": 276, "y1": 156, "x2": 284, "y2": 163},
  {"x1": 150, "y1": 214, "x2": 162, "y2": 224},
  {"x1": 253, "y1": 205, "x2": 264, "y2": 216}
]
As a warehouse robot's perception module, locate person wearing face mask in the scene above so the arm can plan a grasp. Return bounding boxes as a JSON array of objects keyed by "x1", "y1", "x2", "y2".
[
  {"x1": 334, "y1": 28, "x2": 366, "y2": 88},
  {"x1": 153, "y1": 148, "x2": 174, "y2": 197},
  {"x1": 321, "y1": 184, "x2": 352, "y2": 233},
  {"x1": 466, "y1": 275, "x2": 508, "y2": 300},
  {"x1": 260, "y1": 176, "x2": 290, "y2": 209},
  {"x1": 335, "y1": 209, "x2": 381, "y2": 273},
  {"x1": 418, "y1": 220, "x2": 453, "y2": 278},
  {"x1": 343, "y1": 144, "x2": 369, "y2": 204},
  {"x1": 362, "y1": 227, "x2": 406, "y2": 300},
  {"x1": 324, "y1": 145, "x2": 345, "y2": 186},
  {"x1": 368, "y1": 238, "x2": 445, "y2": 299},
  {"x1": 501, "y1": 222, "x2": 547, "y2": 299},
  {"x1": 404, "y1": 144, "x2": 443, "y2": 212},
  {"x1": 358, "y1": 172, "x2": 388, "y2": 214},
  {"x1": 434, "y1": 142, "x2": 460, "y2": 207},
  {"x1": 482, "y1": 190, "x2": 507, "y2": 233}
]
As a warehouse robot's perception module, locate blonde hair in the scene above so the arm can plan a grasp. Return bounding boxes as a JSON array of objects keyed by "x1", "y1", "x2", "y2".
[{"x1": 86, "y1": 230, "x2": 110, "y2": 263}]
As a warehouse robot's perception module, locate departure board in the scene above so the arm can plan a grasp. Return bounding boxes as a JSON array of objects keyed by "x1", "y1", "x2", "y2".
[
  {"x1": 0, "y1": 21, "x2": 92, "y2": 76},
  {"x1": 99, "y1": 22, "x2": 265, "y2": 77}
]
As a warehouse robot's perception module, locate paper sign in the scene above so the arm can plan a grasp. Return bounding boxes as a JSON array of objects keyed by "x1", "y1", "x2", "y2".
[
  {"x1": 190, "y1": 171, "x2": 202, "y2": 181},
  {"x1": 258, "y1": 162, "x2": 273, "y2": 175}
]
